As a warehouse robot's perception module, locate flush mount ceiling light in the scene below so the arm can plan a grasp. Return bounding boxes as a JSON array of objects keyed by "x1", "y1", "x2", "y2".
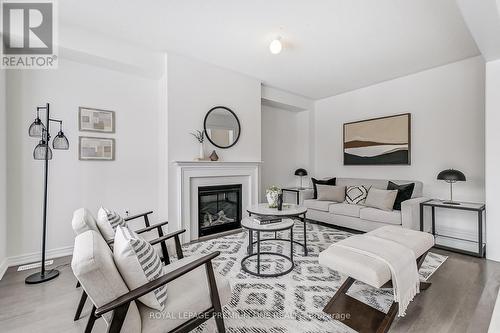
[{"x1": 269, "y1": 37, "x2": 282, "y2": 54}]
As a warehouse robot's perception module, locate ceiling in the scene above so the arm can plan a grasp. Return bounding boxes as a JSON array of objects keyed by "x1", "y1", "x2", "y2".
[{"x1": 59, "y1": 0, "x2": 480, "y2": 99}]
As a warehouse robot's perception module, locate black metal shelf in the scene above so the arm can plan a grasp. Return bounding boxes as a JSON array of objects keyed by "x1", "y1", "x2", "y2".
[{"x1": 420, "y1": 199, "x2": 486, "y2": 258}]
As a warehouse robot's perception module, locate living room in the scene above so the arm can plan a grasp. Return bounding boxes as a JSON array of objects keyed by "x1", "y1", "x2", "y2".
[{"x1": 1, "y1": 1, "x2": 499, "y2": 332}]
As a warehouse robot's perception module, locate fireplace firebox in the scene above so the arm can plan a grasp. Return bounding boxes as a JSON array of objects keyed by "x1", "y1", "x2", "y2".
[{"x1": 198, "y1": 184, "x2": 242, "y2": 237}]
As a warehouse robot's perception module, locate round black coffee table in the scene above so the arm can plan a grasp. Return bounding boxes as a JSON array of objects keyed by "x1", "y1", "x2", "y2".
[{"x1": 240, "y1": 217, "x2": 295, "y2": 277}]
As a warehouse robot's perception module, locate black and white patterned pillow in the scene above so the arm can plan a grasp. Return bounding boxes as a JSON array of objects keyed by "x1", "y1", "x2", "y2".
[
  {"x1": 113, "y1": 225, "x2": 167, "y2": 310},
  {"x1": 96, "y1": 207, "x2": 127, "y2": 241},
  {"x1": 345, "y1": 185, "x2": 370, "y2": 205}
]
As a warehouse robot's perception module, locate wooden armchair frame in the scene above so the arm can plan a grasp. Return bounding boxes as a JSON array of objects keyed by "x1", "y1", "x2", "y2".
[
  {"x1": 94, "y1": 251, "x2": 225, "y2": 333},
  {"x1": 74, "y1": 209, "x2": 185, "y2": 333}
]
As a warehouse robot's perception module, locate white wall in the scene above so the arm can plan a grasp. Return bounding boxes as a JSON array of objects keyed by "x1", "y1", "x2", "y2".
[
  {"x1": 457, "y1": 0, "x2": 500, "y2": 61},
  {"x1": 6, "y1": 58, "x2": 161, "y2": 260},
  {"x1": 0, "y1": 69, "x2": 7, "y2": 278},
  {"x1": 486, "y1": 59, "x2": 500, "y2": 261},
  {"x1": 314, "y1": 56, "x2": 485, "y2": 240},
  {"x1": 261, "y1": 105, "x2": 311, "y2": 198},
  {"x1": 166, "y1": 54, "x2": 262, "y2": 231}
]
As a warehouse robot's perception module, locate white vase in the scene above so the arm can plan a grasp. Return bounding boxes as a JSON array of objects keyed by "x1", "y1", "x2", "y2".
[
  {"x1": 266, "y1": 191, "x2": 278, "y2": 208},
  {"x1": 199, "y1": 143, "x2": 204, "y2": 160}
]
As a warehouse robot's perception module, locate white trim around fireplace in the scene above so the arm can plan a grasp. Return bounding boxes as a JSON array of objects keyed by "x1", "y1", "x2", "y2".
[{"x1": 173, "y1": 161, "x2": 261, "y2": 242}]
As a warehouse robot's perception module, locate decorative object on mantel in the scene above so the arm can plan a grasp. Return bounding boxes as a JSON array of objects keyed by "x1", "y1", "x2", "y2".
[
  {"x1": 204, "y1": 106, "x2": 241, "y2": 149},
  {"x1": 209, "y1": 150, "x2": 219, "y2": 161},
  {"x1": 344, "y1": 113, "x2": 411, "y2": 165},
  {"x1": 78, "y1": 107, "x2": 115, "y2": 133},
  {"x1": 190, "y1": 130, "x2": 206, "y2": 160},
  {"x1": 266, "y1": 185, "x2": 281, "y2": 208},
  {"x1": 437, "y1": 169, "x2": 466, "y2": 205},
  {"x1": 26, "y1": 103, "x2": 69, "y2": 284},
  {"x1": 294, "y1": 168, "x2": 308, "y2": 189}
]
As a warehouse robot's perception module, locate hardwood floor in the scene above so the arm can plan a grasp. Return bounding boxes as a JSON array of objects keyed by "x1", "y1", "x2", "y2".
[{"x1": 0, "y1": 248, "x2": 498, "y2": 333}]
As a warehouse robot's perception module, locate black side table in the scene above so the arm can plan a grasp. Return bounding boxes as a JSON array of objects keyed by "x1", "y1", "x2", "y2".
[
  {"x1": 282, "y1": 187, "x2": 312, "y2": 205},
  {"x1": 420, "y1": 199, "x2": 486, "y2": 257}
]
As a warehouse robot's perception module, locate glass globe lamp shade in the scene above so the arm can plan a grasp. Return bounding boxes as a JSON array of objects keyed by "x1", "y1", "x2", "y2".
[
  {"x1": 52, "y1": 131, "x2": 69, "y2": 150},
  {"x1": 269, "y1": 39, "x2": 282, "y2": 54},
  {"x1": 28, "y1": 118, "x2": 45, "y2": 137},
  {"x1": 33, "y1": 141, "x2": 53, "y2": 160}
]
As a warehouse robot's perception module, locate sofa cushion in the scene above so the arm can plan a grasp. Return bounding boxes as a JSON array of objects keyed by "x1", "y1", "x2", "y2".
[
  {"x1": 317, "y1": 185, "x2": 346, "y2": 202},
  {"x1": 345, "y1": 185, "x2": 370, "y2": 205},
  {"x1": 303, "y1": 199, "x2": 336, "y2": 212},
  {"x1": 329, "y1": 203, "x2": 363, "y2": 218},
  {"x1": 140, "y1": 254, "x2": 232, "y2": 333},
  {"x1": 71, "y1": 230, "x2": 141, "y2": 332},
  {"x1": 365, "y1": 188, "x2": 398, "y2": 211},
  {"x1": 387, "y1": 181, "x2": 415, "y2": 210},
  {"x1": 311, "y1": 177, "x2": 336, "y2": 199},
  {"x1": 337, "y1": 178, "x2": 388, "y2": 191},
  {"x1": 336, "y1": 178, "x2": 423, "y2": 198},
  {"x1": 360, "y1": 207, "x2": 401, "y2": 225}
]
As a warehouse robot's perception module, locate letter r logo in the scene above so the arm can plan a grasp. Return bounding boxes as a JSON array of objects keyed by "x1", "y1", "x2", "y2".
[{"x1": 2, "y1": 2, "x2": 53, "y2": 54}]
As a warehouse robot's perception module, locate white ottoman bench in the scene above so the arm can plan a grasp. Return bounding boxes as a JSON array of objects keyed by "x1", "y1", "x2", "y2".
[{"x1": 319, "y1": 226, "x2": 434, "y2": 333}]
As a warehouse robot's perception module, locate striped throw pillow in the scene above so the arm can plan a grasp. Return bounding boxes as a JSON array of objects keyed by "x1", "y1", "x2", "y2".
[
  {"x1": 96, "y1": 207, "x2": 127, "y2": 241},
  {"x1": 113, "y1": 225, "x2": 167, "y2": 310}
]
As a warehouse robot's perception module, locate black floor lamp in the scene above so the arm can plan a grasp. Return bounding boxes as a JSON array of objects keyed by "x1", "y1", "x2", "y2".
[{"x1": 26, "y1": 103, "x2": 69, "y2": 284}]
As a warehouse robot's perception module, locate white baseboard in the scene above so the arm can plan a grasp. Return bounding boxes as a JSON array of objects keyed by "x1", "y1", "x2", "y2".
[
  {"x1": 0, "y1": 258, "x2": 8, "y2": 280},
  {"x1": 7, "y1": 245, "x2": 74, "y2": 268}
]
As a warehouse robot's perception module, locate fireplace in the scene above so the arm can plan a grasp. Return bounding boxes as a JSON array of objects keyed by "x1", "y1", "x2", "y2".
[{"x1": 198, "y1": 184, "x2": 242, "y2": 237}]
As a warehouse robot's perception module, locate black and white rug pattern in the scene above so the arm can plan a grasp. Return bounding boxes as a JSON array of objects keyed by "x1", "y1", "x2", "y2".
[{"x1": 182, "y1": 221, "x2": 447, "y2": 333}]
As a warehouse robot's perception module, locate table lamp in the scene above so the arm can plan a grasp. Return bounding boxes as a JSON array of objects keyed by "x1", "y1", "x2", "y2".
[
  {"x1": 437, "y1": 169, "x2": 466, "y2": 205},
  {"x1": 294, "y1": 168, "x2": 308, "y2": 190}
]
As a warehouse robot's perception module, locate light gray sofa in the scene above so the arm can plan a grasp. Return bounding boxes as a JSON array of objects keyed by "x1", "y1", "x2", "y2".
[{"x1": 302, "y1": 177, "x2": 428, "y2": 232}]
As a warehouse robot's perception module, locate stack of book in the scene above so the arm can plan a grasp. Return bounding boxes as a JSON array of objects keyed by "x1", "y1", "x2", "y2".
[{"x1": 253, "y1": 215, "x2": 282, "y2": 225}]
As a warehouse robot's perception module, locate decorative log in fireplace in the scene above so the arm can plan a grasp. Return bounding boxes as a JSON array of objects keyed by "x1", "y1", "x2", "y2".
[{"x1": 198, "y1": 184, "x2": 242, "y2": 237}]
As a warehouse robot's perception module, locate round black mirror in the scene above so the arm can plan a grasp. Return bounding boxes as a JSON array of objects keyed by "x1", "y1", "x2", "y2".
[{"x1": 204, "y1": 106, "x2": 241, "y2": 149}]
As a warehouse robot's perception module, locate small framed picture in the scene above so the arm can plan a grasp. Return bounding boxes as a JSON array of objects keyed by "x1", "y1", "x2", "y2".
[
  {"x1": 79, "y1": 136, "x2": 115, "y2": 161},
  {"x1": 79, "y1": 107, "x2": 115, "y2": 133}
]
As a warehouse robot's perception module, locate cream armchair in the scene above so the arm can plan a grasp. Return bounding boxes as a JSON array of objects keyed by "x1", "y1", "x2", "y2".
[
  {"x1": 72, "y1": 230, "x2": 231, "y2": 333},
  {"x1": 71, "y1": 208, "x2": 185, "y2": 332}
]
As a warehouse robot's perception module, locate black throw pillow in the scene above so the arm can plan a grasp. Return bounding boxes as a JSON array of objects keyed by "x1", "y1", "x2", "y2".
[
  {"x1": 311, "y1": 177, "x2": 336, "y2": 199},
  {"x1": 387, "y1": 181, "x2": 415, "y2": 210}
]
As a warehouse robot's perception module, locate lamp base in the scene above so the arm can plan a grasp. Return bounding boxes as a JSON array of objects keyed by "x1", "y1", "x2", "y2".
[
  {"x1": 442, "y1": 200, "x2": 461, "y2": 206},
  {"x1": 25, "y1": 269, "x2": 59, "y2": 284}
]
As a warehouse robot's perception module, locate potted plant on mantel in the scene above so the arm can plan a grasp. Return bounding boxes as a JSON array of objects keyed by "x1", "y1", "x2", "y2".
[{"x1": 190, "y1": 130, "x2": 206, "y2": 160}]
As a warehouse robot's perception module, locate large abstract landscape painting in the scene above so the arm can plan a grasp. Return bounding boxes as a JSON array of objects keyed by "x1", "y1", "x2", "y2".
[{"x1": 343, "y1": 113, "x2": 411, "y2": 165}]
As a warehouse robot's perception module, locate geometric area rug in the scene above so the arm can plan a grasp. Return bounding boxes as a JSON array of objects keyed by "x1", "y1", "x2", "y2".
[{"x1": 181, "y1": 221, "x2": 447, "y2": 333}]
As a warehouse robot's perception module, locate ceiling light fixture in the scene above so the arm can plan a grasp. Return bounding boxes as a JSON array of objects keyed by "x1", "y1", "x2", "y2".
[{"x1": 269, "y1": 37, "x2": 282, "y2": 54}]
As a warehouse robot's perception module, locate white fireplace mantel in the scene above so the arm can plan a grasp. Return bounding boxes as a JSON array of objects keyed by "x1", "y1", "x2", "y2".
[{"x1": 173, "y1": 161, "x2": 262, "y2": 242}]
